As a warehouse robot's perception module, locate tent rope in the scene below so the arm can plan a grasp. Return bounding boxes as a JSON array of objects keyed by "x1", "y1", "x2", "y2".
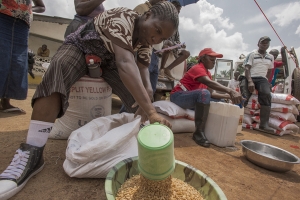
[{"x1": 253, "y1": 0, "x2": 298, "y2": 66}]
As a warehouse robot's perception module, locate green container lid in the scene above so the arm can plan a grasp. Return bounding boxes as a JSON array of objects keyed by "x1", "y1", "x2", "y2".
[
  {"x1": 138, "y1": 122, "x2": 173, "y2": 149},
  {"x1": 138, "y1": 123, "x2": 175, "y2": 180}
]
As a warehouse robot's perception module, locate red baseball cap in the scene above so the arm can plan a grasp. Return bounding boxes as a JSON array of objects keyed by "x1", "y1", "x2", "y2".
[{"x1": 198, "y1": 48, "x2": 223, "y2": 58}]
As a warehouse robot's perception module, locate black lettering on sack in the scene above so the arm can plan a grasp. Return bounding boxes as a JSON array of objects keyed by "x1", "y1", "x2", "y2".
[{"x1": 78, "y1": 120, "x2": 88, "y2": 127}]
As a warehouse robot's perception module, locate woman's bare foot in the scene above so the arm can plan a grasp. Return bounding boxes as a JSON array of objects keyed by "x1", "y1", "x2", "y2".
[{"x1": 164, "y1": 68, "x2": 175, "y2": 80}]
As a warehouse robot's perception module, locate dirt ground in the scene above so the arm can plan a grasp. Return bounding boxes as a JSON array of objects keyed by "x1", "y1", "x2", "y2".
[{"x1": 1, "y1": 86, "x2": 300, "y2": 200}]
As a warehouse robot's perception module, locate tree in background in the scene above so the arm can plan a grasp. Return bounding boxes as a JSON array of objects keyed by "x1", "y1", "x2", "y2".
[
  {"x1": 236, "y1": 63, "x2": 245, "y2": 74},
  {"x1": 186, "y1": 55, "x2": 198, "y2": 71},
  {"x1": 187, "y1": 55, "x2": 198, "y2": 66},
  {"x1": 220, "y1": 70, "x2": 229, "y2": 77}
]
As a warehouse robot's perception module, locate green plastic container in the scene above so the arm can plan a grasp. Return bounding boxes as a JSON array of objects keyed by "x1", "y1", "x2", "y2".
[{"x1": 137, "y1": 123, "x2": 175, "y2": 180}]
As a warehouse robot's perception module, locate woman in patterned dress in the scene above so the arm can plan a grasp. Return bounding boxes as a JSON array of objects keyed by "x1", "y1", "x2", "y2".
[
  {"x1": 0, "y1": 2, "x2": 179, "y2": 199},
  {"x1": 0, "y1": 0, "x2": 45, "y2": 113}
]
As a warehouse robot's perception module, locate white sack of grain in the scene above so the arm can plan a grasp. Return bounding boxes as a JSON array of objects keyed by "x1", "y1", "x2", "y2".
[{"x1": 63, "y1": 113, "x2": 139, "y2": 178}]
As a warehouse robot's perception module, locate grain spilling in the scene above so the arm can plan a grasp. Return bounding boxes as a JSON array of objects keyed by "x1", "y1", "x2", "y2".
[{"x1": 116, "y1": 174, "x2": 204, "y2": 200}]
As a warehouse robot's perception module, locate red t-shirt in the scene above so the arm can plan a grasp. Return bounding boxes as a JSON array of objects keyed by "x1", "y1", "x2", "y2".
[
  {"x1": 171, "y1": 63, "x2": 212, "y2": 93},
  {"x1": 268, "y1": 61, "x2": 283, "y2": 82}
]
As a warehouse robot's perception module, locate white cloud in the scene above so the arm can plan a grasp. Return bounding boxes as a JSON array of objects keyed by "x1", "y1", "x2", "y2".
[
  {"x1": 246, "y1": 27, "x2": 270, "y2": 35},
  {"x1": 244, "y1": 14, "x2": 264, "y2": 25},
  {"x1": 244, "y1": 2, "x2": 300, "y2": 26},
  {"x1": 197, "y1": 1, "x2": 234, "y2": 30},
  {"x1": 273, "y1": 2, "x2": 300, "y2": 27},
  {"x1": 296, "y1": 25, "x2": 300, "y2": 36},
  {"x1": 178, "y1": 1, "x2": 247, "y2": 61}
]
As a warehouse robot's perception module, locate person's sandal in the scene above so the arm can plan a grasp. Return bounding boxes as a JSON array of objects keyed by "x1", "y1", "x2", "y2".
[{"x1": 158, "y1": 69, "x2": 166, "y2": 78}]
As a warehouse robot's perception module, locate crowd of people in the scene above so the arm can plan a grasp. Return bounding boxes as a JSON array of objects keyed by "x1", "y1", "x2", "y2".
[{"x1": 0, "y1": 0, "x2": 282, "y2": 199}]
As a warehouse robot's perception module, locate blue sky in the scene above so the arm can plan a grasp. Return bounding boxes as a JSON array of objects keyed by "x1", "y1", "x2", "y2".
[{"x1": 41, "y1": 0, "x2": 300, "y2": 61}]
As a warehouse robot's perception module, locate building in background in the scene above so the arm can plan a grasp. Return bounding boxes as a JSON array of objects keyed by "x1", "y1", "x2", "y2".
[{"x1": 28, "y1": 14, "x2": 71, "y2": 84}]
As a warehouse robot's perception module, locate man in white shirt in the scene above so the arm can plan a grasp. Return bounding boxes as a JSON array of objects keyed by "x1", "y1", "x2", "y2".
[{"x1": 240, "y1": 36, "x2": 274, "y2": 133}]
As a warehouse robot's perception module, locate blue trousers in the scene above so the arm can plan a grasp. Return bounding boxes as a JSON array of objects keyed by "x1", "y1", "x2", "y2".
[
  {"x1": 170, "y1": 89, "x2": 211, "y2": 109},
  {"x1": 0, "y1": 13, "x2": 29, "y2": 99},
  {"x1": 149, "y1": 49, "x2": 159, "y2": 93}
]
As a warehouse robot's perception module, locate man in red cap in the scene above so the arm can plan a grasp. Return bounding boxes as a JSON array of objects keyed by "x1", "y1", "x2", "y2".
[
  {"x1": 170, "y1": 48, "x2": 243, "y2": 147},
  {"x1": 240, "y1": 36, "x2": 274, "y2": 133}
]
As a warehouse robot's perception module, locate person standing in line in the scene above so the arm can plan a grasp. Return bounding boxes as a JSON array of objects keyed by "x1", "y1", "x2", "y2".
[
  {"x1": 0, "y1": 0, "x2": 45, "y2": 114},
  {"x1": 240, "y1": 36, "x2": 274, "y2": 133},
  {"x1": 64, "y1": 0, "x2": 106, "y2": 38}
]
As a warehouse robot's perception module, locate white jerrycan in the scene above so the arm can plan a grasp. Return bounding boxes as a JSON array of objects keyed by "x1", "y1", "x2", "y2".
[{"x1": 204, "y1": 102, "x2": 241, "y2": 147}]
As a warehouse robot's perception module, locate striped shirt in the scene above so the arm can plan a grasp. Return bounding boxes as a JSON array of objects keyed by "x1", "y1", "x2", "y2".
[{"x1": 243, "y1": 50, "x2": 274, "y2": 78}]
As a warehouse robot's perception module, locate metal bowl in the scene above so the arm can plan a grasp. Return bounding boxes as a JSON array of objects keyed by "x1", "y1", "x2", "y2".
[{"x1": 240, "y1": 140, "x2": 300, "y2": 172}]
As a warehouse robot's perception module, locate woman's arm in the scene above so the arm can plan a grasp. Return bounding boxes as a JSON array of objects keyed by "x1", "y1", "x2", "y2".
[
  {"x1": 112, "y1": 43, "x2": 171, "y2": 127},
  {"x1": 32, "y1": 0, "x2": 45, "y2": 13},
  {"x1": 197, "y1": 76, "x2": 242, "y2": 104},
  {"x1": 211, "y1": 91, "x2": 230, "y2": 99},
  {"x1": 208, "y1": 88, "x2": 230, "y2": 100},
  {"x1": 74, "y1": 0, "x2": 105, "y2": 16},
  {"x1": 137, "y1": 61, "x2": 153, "y2": 101}
]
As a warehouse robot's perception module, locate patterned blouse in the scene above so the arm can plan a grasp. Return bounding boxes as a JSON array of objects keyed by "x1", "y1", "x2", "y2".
[
  {"x1": 165, "y1": 30, "x2": 181, "y2": 57},
  {"x1": 0, "y1": 0, "x2": 32, "y2": 26},
  {"x1": 94, "y1": 7, "x2": 152, "y2": 66}
]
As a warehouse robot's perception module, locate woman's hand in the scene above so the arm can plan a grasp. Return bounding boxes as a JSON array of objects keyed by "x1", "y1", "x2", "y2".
[
  {"x1": 148, "y1": 112, "x2": 172, "y2": 128},
  {"x1": 164, "y1": 40, "x2": 173, "y2": 47},
  {"x1": 229, "y1": 89, "x2": 243, "y2": 104},
  {"x1": 134, "y1": 107, "x2": 172, "y2": 128},
  {"x1": 161, "y1": 40, "x2": 174, "y2": 53},
  {"x1": 32, "y1": 0, "x2": 45, "y2": 13}
]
